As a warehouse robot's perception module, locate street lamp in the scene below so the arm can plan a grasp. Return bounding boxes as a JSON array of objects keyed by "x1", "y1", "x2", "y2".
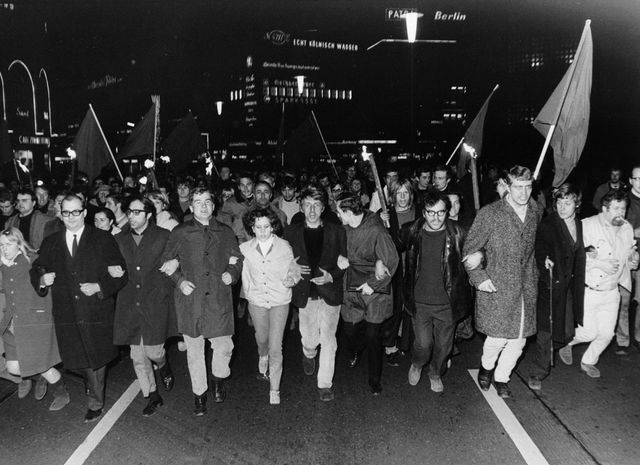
[
  {"x1": 403, "y1": 12, "x2": 424, "y2": 43},
  {"x1": 215, "y1": 100, "x2": 223, "y2": 116},
  {"x1": 294, "y1": 75, "x2": 305, "y2": 96}
]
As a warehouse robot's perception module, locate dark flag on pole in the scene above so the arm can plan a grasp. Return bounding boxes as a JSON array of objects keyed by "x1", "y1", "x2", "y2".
[
  {"x1": 0, "y1": 118, "x2": 13, "y2": 165},
  {"x1": 456, "y1": 84, "x2": 499, "y2": 181},
  {"x1": 533, "y1": 20, "x2": 592, "y2": 187},
  {"x1": 161, "y1": 111, "x2": 207, "y2": 173},
  {"x1": 283, "y1": 113, "x2": 325, "y2": 172},
  {"x1": 72, "y1": 107, "x2": 116, "y2": 183},
  {"x1": 117, "y1": 102, "x2": 156, "y2": 159}
]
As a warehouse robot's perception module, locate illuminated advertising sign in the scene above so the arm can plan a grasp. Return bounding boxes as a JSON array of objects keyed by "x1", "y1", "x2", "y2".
[
  {"x1": 264, "y1": 30, "x2": 358, "y2": 52},
  {"x1": 434, "y1": 11, "x2": 467, "y2": 21},
  {"x1": 385, "y1": 8, "x2": 417, "y2": 21}
]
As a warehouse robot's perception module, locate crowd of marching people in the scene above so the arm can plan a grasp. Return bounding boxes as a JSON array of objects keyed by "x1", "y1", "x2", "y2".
[{"x1": 0, "y1": 159, "x2": 638, "y2": 422}]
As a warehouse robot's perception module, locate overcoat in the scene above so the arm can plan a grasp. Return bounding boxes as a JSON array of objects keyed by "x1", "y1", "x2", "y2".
[
  {"x1": 6, "y1": 210, "x2": 56, "y2": 250},
  {"x1": 31, "y1": 226, "x2": 127, "y2": 370},
  {"x1": 162, "y1": 218, "x2": 242, "y2": 338},
  {"x1": 463, "y1": 198, "x2": 542, "y2": 339},
  {"x1": 534, "y1": 212, "x2": 585, "y2": 343},
  {"x1": 113, "y1": 224, "x2": 177, "y2": 346},
  {"x1": 0, "y1": 253, "x2": 61, "y2": 377}
]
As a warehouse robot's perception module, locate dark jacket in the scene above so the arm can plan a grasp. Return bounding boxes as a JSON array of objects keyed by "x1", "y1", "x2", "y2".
[
  {"x1": 161, "y1": 217, "x2": 242, "y2": 338},
  {"x1": 284, "y1": 221, "x2": 347, "y2": 308},
  {"x1": 31, "y1": 226, "x2": 128, "y2": 370},
  {"x1": 6, "y1": 210, "x2": 56, "y2": 250},
  {"x1": 399, "y1": 218, "x2": 471, "y2": 322},
  {"x1": 113, "y1": 224, "x2": 177, "y2": 346},
  {"x1": 534, "y1": 211, "x2": 585, "y2": 342}
]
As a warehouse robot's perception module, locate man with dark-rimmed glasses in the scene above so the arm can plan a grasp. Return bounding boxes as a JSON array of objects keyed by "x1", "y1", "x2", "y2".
[{"x1": 32, "y1": 194, "x2": 127, "y2": 422}]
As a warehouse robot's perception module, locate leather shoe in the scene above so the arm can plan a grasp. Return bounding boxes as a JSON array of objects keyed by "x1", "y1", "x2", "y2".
[
  {"x1": 193, "y1": 393, "x2": 207, "y2": 416},
  {"x1": 318, "y1": 387, "x2": 334, "y2": 402},
  {"x1": 34, "y1": 375, "x2": 48, "y2": 401},
  {"x1": 386, "y1": 351, "x2": 401, "y2": 367},
  {"x1": 18, "y1": 379, "x2": 32, "y2": 399},
  {"x1": 580, "y1": 362, "x2": 600, "y2": 378},
  {"x1": 213, "y1": 377, "x2": 226, "y2": 403},
  {"x1": 84, "y1": 408, "x2": 103, "y2": 423},
  {"x1": 527, "y1": 376, "x2": 542, "y2": 391},
  {"x1": 369, "y1": 380, "x2": 382, "y2": 395},
  {"x1": 477, "y1": 367, "x2": 492, "y2": 391},
  {"x1": 142, "y1": 392, "x2": 163, "y2": 417},
  {"x1": 494, "y1": 382, "x2": 512, "y2": 398},
  {"x1": 302, "y1": 355, "x2": 316, "y2": 376},
  {"x1": 158, "y1": 363, "x2": 174, "y2": 392},
  {"x1": 558, "y1": 345, "x2": 573, "y2": 365},
  {"x1": 348, "y1": 353, "x2": 360, "y2": 369}
]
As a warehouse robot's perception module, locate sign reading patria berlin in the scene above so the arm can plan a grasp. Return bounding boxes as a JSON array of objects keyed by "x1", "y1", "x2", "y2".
[
  {"x1": 265, "y1": 30, "x2": 358, "y2": 52},
  {"x1": 385, "y1": 8, "x2": 467, "y2": 22}
]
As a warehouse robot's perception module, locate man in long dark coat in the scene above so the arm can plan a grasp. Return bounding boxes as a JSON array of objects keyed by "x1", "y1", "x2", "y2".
[
  {"x1": 160, "y1": 187, "x2": 242, "y2": 416},
  {"x1": 112, "y1": 196, "x2": 176, "y2": 417},
  {"x1": 32, "y1": 194, "x2": 127, "y2": 422},
  {"x1": 463, "y1": 165, "x2": 541, "y2": 399}
]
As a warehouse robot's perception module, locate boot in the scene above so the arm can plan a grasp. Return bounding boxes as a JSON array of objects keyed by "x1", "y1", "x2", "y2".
[
  {"x1": 157, "y1": 362, "x2": 174, "y2": 392},
  {"x1": 49, "y1": 378, "x2": 70, "y2": 411},
  {"x1": 213, "y1": 377, "x2": 226, "y2": 403},
  {"x1": 142, "y1": 390, "x2": 163, "y2": 417}
]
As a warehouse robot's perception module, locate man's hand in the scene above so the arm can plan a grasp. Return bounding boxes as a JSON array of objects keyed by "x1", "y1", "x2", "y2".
[
  {"x1": 477, "y1": 279, "x2": 497, "y2": 293},
  {"x1": 337, "y1": 255, "x2": 350, "y2": 270},
  {"x1": 544, "y1": 257, "x2": 554, "y2": 270},
  {"x1": 108, "y1": 265, "x2": 125, "y2": 278},
  {"x1": 375, "y1": 260, "x2": 391, "y2": 280},
  {"x1": 179, "y1": 280, "x2": 196, "y2": 296},
  {"x1": 462, "y1": 251, "x2": 484, "y2": 271},
  {"x1": 289, "y1": 257, "x2": 311, "y2": 282},
  {"x1": 159, "y1": 259, "x2": 179, "y2": 275},
  {"x1": 310, "y1": 267, "x2": 333, "y2": 286},
  {"x1": 379, "y1": 211, "x2": 390, "y2": 226},
  {"x1": 221, "y1": 272, "x2": 232, "y2": 285},
  {"x1": 79, "y1": 282, "x2": 101, "y2": 296},
  {"x1": 41, "y1": 272, "x2": 56, "y2": 287},
  {"x1": 357, "y1": 282, "x2": 374, "y2": 295}
]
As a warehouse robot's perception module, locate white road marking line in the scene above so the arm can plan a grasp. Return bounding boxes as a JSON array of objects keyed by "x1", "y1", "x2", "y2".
[
  {"x1": 468, "y1": 369, "x2": 550, "y2": 465},
  {"x1": 64, "y1": 380, "x2": 140, "y2": 465}
]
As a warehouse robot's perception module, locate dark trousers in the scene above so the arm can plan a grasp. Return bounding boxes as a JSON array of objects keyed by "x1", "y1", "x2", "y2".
[
  {"x1": 81, "y1": 365, "x2": 107, "y2": 410},
  {"x1": 411, "y1": 302, "x2": 454, "y2": 377},
  {"x1": 343, "y1": 321, "x2": 383, "y2": 384}
]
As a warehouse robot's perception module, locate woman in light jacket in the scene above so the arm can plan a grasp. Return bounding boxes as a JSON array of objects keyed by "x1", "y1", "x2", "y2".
[
  {"x1": 240, "y1": 207, "x2": 295, "y2": 405},
  {"x1": 0, "y1": 228, "x2": 69, "y2": 411}
]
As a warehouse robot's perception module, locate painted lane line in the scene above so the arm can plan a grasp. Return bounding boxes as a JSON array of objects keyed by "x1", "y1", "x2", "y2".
[
  {"x1": 468, "y1": 369, "x2": 550, "y2": 465},
  {"x1": 64, "y1": 380, "x2": 140, "y2": 465}
]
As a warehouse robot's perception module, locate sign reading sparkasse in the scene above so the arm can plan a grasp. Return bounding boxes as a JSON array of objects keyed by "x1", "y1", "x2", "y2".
[{"x1": 265, "y1": 29, "x2": 358, "y2": 52}]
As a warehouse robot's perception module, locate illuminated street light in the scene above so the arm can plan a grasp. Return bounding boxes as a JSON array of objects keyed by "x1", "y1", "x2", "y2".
[
  {"x1": 294, "y1": 75, "x2": 305, "y2": 96},
  {"x1": 402, "y1": 12, "x2": 424, "y2": 43},
  {"x1": 216, "y1": 100, "x2": 223, "y2": 116}
]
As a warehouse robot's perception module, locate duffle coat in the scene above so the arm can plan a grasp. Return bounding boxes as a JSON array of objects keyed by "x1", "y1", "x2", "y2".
[
  {"x1": 31, "y1": 226, "x2": 128, "y2": 370},
  {"x1": 0, "y1": 253, "x2": 61, "y2": 377},
  {"x1": 113, "y1": 224, "x2": 177, "y2": 346},
  {"x1": 162, "y1": 218, "x2": 242, "y2": 338},
  {"x1": 463, "y1": 198, "x2": 541, "y2": 339}
]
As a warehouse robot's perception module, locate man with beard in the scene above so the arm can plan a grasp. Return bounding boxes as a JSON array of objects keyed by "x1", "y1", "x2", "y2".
[{"x1": 558, "y1": 190, "x2": 638, "y2": 377}]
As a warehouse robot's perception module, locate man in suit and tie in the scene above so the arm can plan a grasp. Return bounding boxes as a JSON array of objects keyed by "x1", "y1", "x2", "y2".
[
  {"x1": 284, "y1": 185, "x2": 347, "y2": 401},
  {"x1": 31, "y1": 194, "x2": 127, "y2": 422}
]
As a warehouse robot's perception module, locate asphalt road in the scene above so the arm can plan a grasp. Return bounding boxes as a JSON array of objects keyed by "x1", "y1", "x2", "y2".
[{"x1": 0, "y1": 316, "x2": 638, "y2": 465}]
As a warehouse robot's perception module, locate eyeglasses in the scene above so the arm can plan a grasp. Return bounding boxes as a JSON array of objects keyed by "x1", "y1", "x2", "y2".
[
  {"x1": 61, "y1": 210, "x2": 83, "y2": 217},
  {"x1": 126, "y1": 209, "x2": 146, "y2": 216},
  {"x1": 425, "y1": 209, "x2": 447, "y2": 218},
  {"x1": 631, "y1": 177, "x2": 640, "y2": 181}
]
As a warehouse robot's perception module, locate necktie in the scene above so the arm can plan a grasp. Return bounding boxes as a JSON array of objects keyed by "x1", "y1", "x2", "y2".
[{"x1": 72, "y1": 234, "x2": 78, "y2": 257}]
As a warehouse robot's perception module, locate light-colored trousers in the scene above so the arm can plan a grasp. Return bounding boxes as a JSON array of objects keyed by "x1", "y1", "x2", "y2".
[
  {"x1": 248, "y1": 303, "x2": 289, "y2": 392},
  {"x1": 183, "y1": 334, "x2": 234, "y2": 396},
  {"x1": 569, "y1": 287, "x2": 619, "y2": 365},
  {"x1": 130, "y1": 337, "x2": 166, "y2": 397},
  {"x1": 481, "y1": 337, "x2": 526, "y2": 383},
  {"x1": 298, "y1": 298, "x2": 341, "y2": 389}
]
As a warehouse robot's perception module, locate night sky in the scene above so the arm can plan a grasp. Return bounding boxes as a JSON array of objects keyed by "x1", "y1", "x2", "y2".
[{"x1": 1, "y1": 0, "x2": 639, "y2": 174}]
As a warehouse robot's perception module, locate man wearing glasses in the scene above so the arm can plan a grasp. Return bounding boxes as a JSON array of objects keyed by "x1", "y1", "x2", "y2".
[
  {"x1": 399, "y1": 190, "x2": 470, "y2": 393},
  {"x1": 31, "y1": 194, "x2": 127, "y2": 422},
  {"x1": 463, "y1": 165, "x2": 542, "y2": 398},
  {"x1": 160, "y1": 188, "x2": 243, "y2": 416}
]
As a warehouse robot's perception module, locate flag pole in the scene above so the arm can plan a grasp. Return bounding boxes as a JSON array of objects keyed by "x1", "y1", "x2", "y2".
[
  {"x1": 89, "y1": 104, "x2": 124, "y2": 182},
  {"x1": 533, "y1": 20, "x2": 591, "y2": 180},
  {"x1": 445, "y1": 137, "x2": 464, "y2": 166},
  {"x1": 470, "y1": 157, "x2": 480, "y2": 211},
  {"x1": 152, "y1": 95, "x2": 160, "y2": 163},
  {"x1": 311, "y1": 111, "x2": 339, "y2": 179}
]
